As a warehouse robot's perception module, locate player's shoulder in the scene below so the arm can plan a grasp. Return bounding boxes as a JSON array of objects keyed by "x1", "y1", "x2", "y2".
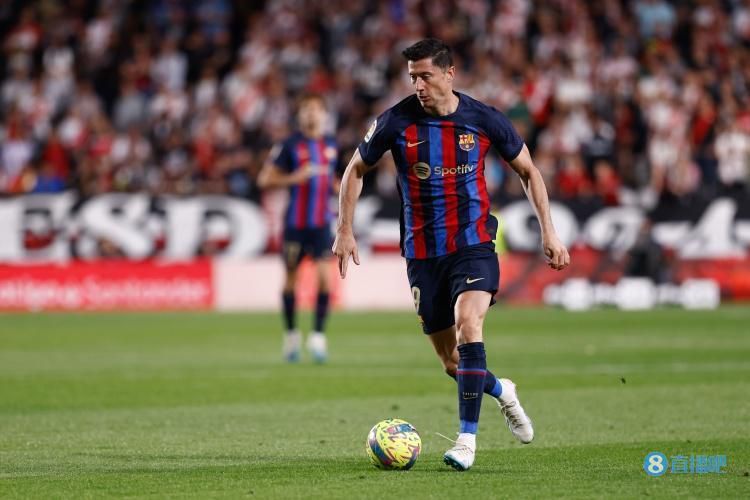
[
  {"x1": 457, "y1": 91, "x2": 505, "y2": 118},
  {"x1": 363, "y1": 95, "x2": 420, "y2": 143},
  {"x1": 391, "y1": 94, "x2": 422, "y2": 114},
  {"x1": 379, "y1": 95, "x2": 422, "y2": 123},
  {"x1": 279, "y1": 131, "x2": 303, "y2": 148},
  {"x1": 457, "y1": 91, "x2": 517, "y2": 138}
]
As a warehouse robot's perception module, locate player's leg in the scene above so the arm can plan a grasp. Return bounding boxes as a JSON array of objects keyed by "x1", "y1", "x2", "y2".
[
  {"x1": 281, "y1": 234, "x2": 305, "y2": 362},
  {"x1": 407, "y1": 255, "x2": 482, "y2": 470},
  {"x1": 442, "y1": 290, "x2": 490, "y2": 469},
  {"x1": 306, "y1": 228, "x2": 332, "y2": 362},
  {"x1": 306, "y1": 256, "x2": 329, "y2": 363},
  {"x1": 450, "y1": 244, "x2": 534, "y2": 446},
  {"x1": 437, "y1": 289, "x2": 489, "y2": 470},
  {"x1": 428, "y1": 326, "x2": 501, "y2": 398}
]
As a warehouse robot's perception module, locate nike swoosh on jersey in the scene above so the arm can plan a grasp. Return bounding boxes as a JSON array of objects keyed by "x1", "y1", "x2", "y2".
[
  {"x1": 406, "y1": 140, "x2": 426, "y2": 147},
  {"x1": 466, "y1": 277, "x2": 485, "y2": 284}
]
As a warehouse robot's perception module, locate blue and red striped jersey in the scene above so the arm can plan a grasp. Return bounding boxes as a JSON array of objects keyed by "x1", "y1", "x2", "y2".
[
  {"x1": 358, "y1": 92, "x2": 524, "y2": 259},
  {"x1": 273, "y1": 132, "x2": 338, "y2": 230}
]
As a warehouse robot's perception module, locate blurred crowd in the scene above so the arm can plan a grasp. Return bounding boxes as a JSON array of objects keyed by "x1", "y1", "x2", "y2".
[{"x1": 1, "y1": 0, "x2": 750, "y2": 210}]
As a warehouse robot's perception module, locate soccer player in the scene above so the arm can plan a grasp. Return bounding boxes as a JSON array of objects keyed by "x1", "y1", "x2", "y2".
[
  {"x1": 333, "y1": 39, "x2": 570, "y2": 470},
  {"x1": 258, "y1": 93, "x2": 339, "y2": 363}
]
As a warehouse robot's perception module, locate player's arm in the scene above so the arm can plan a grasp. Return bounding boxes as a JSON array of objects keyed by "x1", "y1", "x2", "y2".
[
  {"x1": 332, "y1": 149, "x2": 376, "y2": 278},
  {"x1": 331, "y1": 177, "x2": 342, "y2": 195},
  {"x1": 507, "y1": 144, "x2": 570, "y2": 271},
  {"x1": 257, "y1": 142, "x2": 315, "y2": 189},
  {"x1": 256, "y1": 161, "x2": 313, "y2": 189}
]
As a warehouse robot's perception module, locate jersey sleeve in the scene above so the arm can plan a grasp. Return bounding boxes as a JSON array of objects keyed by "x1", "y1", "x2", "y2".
[
  {"x1": 357, "y1": 109, "x2": 397, "y2": 166},
  {"x1": 271, "y1": 139, "x2": 295, "y2": 172},
  {"x1": 485, "y1": 107, "x2": 524, "y2": 162}
]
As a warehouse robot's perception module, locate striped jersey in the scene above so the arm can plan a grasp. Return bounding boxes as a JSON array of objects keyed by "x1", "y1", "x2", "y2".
[
  {"x1": 273, "y1": 132, "x2": 338, "y2": 229},
  {"x1": 358, "y1": 92, "x2": 524, "y2": 259}
]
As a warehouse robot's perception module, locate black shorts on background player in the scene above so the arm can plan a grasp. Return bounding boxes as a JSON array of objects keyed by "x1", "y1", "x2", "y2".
[{"x1": 282, "y1": 227, "x2": 332, "y2": 270}]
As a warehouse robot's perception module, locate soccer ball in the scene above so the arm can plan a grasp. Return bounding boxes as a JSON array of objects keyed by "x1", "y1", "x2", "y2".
[{"x1": 365, "y1": 418, "x2": 421, "y2": 470}]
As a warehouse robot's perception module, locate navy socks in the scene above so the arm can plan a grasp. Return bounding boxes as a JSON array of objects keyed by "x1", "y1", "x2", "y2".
[
  {"x1": 282, "y1": 292, "x2": 295, "y2": 331},
  {"x1": 314, "y1": 292, "x2": 329, "y2": 332},
  {"x1": 283, "y1": 291, "x2": 329, "y2": 334},
  {"x1": 457, "y1": 342, "x2": 487, "y2": 434},
  {"x1": 447, "y1": 364, "x2": 502, "y2": 398}
]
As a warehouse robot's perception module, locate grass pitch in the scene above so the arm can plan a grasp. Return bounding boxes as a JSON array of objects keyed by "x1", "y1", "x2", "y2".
[{"x1": 1, "y1": 307, "x2": 749, "y2": 498}]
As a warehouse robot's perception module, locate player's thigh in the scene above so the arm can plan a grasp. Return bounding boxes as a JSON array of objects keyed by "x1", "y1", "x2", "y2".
[
  {"x1": 307, "y1": 228, "x2": 332, "y2": 289},
  {"x1": 282, "y1": 228, "x2": 308, "y2": 272},
  {"x1": 448, "y1": 243, "x2": 499, "y2": 342},
  {"x1": 406, "y1": 258, "x2": 454, "y2": 335}
]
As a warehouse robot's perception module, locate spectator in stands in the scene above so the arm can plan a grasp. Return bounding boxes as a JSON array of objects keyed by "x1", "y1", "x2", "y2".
[
  {"x1": 715, "y1": 117, "x2": 750, "y2": 190},
  {"x1": 0, "y1": 0, "x2": 747, "y2": 212}
]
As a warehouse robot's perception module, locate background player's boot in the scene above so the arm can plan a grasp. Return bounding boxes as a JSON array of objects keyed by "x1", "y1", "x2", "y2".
[
  {"x1": 443, "y1": 433, "x2": 475, "y2": 471},
  {"x1": 496, "y1": 378, "x2": 534, "y2": 444},
  {"x1": 283, "y1": 330, "x2": 302, "y2": 362},
  {"x1": 306, "y1": 332, "x2": 327, "y2": 363}
]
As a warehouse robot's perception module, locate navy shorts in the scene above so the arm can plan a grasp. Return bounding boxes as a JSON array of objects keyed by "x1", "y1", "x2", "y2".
[
  {"x1": 406, "y1": 242, "x2": 499, "y2": 334},
  {"x1": 282, "y1": 227, "x2": 332, "y2": 269}
]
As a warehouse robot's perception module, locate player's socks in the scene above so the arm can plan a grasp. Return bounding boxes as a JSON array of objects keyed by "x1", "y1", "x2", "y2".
[
  {"x1": 314, "y1": 292, "x2": 329, "y2": 332},
  {"x1": 282, "y1": 291, "x2": 296, "y2": 330},
  {"x1": 447, "y1": 369, "x2": 501, "y2": 398},
  {"x1": 456, "y1": 342, "x2": 487, "y2": 434},
  {"x1": 488, "y1": 376, "x2": 501, "y2": 398}
]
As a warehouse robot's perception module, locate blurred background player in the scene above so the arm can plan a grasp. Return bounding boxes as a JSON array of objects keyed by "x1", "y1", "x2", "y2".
[
  {"x1": 258, "y1": 93, "x2": 339, "y2": 363},
  {"x1": 333, "y1": 38, "x2": 569, "y2": 471}
]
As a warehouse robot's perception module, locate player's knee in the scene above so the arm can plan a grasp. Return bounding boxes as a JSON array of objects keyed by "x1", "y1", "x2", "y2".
[
  {"x1": 284, "y1": 272, "x2": 298, "y2": 292},
  {"x1": 443, "y1": 362, "x2": 457, "y2": 378},
  {"x1": 455, "y1": 314, "x2": 483, "y2": 343},
  {"x1": 317, "y1": 264, "x2": 329, "y2": 292}
]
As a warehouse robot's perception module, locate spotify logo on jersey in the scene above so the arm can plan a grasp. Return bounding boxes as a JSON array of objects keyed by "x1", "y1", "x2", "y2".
[
  {"x1": 411, "y1": 162, "x2": 477, "y2": 180},
  {"x1": 412, "y1": 162, "x2": 432, "y2": 180}
]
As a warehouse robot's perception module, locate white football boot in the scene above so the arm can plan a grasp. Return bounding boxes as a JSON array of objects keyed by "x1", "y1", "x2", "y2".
[
  {"x1": 306, "y1": 331, "x2": 327, "y2": 363},
  {"x1": 495, "y1": 378, "x2": 534, "y2": 444},
  {"x1": 283, "y1": 330, "x2": 302, "y2": 363},
  {"x1": 443, "y1": 433, "x2": 476, "y2": 471}
]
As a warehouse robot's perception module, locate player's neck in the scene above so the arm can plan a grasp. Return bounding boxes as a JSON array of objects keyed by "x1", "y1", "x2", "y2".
[
  {"x1": 423, "y1": 92, "x2": 460, "y2": 117},
  {"x1": 301, "y1": 126, "x2": 324, "y2": 139}
]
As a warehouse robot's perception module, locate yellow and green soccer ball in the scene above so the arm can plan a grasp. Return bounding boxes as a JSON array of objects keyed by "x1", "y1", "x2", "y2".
[{"x1": 365, "y1": 418, "x2": 421, "y2": 470}]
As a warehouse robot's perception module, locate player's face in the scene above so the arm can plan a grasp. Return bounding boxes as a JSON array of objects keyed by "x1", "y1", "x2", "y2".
[
  {"x1": 408, "y1": 58, "x2": 455, "y2": 108},
  {"x1": 298, "y1": 99, "x2": 327, "y2": 132}
]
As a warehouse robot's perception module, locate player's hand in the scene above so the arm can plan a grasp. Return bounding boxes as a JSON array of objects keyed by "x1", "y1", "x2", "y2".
[
  {"x1": 332, "y1": 229, "x2": 360, "y2": 278},
  {"x1": 542, "y1": 233, "x2": 570, "y2": 271},
  {"x1": 290, "y1": 164, "x2": 319, "y2": 184}
]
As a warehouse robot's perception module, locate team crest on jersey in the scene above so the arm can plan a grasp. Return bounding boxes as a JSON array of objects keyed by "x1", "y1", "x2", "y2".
[
  {"x1": 458, "y1": 133, "x2": 476, "y2": 151},
  {"x1": 324, "y1": 146, "x2": 337, "y2": 160},
  {"x1": 412, "y1": 162, "x2": 431, "y2": 180}
]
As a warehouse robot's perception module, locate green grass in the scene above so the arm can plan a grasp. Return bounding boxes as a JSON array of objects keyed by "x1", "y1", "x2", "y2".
[{"x1": 1, "y1": 307, "x2": 749, "y2": 498}]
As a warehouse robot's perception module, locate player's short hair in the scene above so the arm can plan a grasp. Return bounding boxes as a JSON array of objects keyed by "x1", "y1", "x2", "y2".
[
  {"x1": 401, "y1": 38, "x2": 453, "y2": 70},
  {"x1": 297, "y1": 92, "x2": 327, "y2": 109}
]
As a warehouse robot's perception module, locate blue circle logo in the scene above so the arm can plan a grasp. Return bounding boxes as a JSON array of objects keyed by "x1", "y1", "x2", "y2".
[{"x1": 644, "y1": 451, "x2": 668, "y2": 476}]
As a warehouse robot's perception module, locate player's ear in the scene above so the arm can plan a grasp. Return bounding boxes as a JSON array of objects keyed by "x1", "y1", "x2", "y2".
[{"x1": 446, "y1": 66, "x2": 455, "y2": 81}]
